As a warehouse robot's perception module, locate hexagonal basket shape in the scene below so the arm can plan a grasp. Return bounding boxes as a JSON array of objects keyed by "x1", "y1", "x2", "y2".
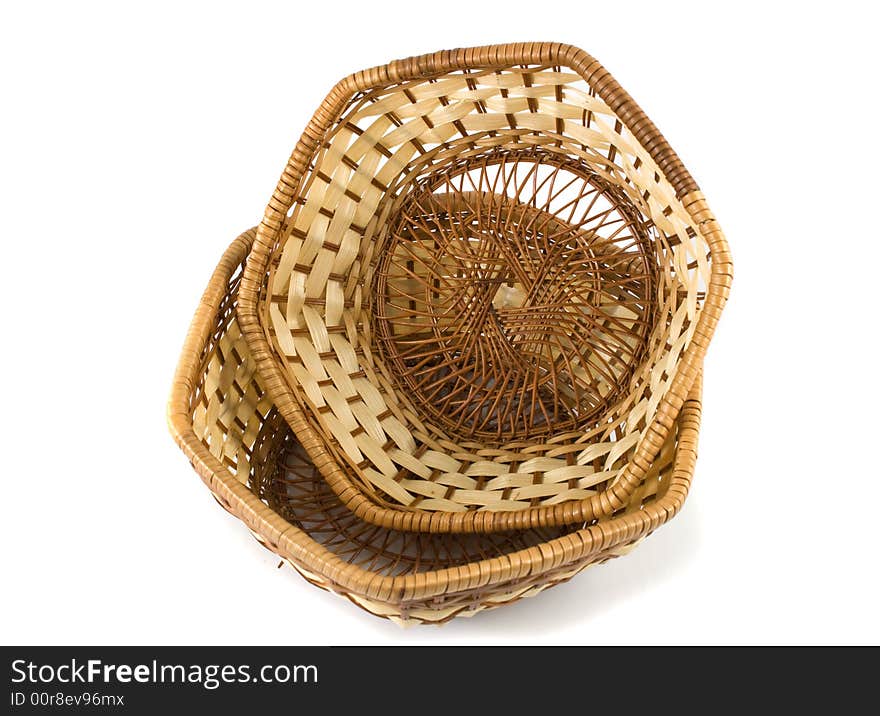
[
  {"x1": 168, "y1": 230, "x2": 703, "y2": 624},
  {"x1": 238, "y1": 43, "x2": 731, "y2": 533}
]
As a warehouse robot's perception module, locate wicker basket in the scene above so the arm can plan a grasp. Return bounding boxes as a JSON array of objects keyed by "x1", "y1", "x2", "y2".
[
  {"x1": 169, "y1": 230, "x2": 703, "y2": 624},
  {"x1": 237, "y1": 43, "x2": 730, "y2": 533}
]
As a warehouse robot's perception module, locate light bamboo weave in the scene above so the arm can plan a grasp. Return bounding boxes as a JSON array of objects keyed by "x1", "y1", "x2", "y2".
[
  {"x1": 169, "y1": 230, "x2": 702, "y2": 624},
  {"x1": 237, "y1": 44, "x2": 730, "y2": 533}
]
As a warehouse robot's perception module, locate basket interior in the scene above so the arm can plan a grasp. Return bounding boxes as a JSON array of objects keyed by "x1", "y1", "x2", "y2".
[{"x1": 255, "y1": 54, "x2": 711, "y2": 515}]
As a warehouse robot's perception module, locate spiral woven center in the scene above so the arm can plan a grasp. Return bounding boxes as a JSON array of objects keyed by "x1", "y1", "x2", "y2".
[{"x1": 374, "y1": 152, "x2": 658, "y2": 443}]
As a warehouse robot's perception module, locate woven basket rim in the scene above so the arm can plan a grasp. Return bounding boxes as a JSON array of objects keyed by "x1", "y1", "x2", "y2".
[
  {"x1": 169, "y1": 231, "x2": 703, "y2": 604},
  {"x1": 235, "y1": 43, "x2": 729, "y2": 533}
]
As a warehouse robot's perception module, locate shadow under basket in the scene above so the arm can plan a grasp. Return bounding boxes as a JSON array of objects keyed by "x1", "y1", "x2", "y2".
[{"x1": 168, "y1": 229, "x2": 703, "y2": 625}]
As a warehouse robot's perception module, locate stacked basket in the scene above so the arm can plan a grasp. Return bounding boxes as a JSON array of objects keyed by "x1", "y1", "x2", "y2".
[{"x1": 168, "y1": 43, "x2": 731, "y2": 624}]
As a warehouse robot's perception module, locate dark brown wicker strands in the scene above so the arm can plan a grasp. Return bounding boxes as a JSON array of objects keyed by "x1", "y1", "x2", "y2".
[{"x1": 374, "y1": 153, "x2": 658, "y2": 443}]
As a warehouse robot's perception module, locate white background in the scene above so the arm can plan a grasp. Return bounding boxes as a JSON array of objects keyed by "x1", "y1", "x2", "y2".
[{"x1": 2, "y1": 1, "x2": 878, "y2": 645}]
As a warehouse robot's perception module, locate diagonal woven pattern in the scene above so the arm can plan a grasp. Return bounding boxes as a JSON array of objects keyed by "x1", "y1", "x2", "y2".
[
  {"x1": 169, "y1": 231, "x2": 703, "y2": 624},
  {"x1": 238, "y1": 43, "x2": 731, "y2": 532}
]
